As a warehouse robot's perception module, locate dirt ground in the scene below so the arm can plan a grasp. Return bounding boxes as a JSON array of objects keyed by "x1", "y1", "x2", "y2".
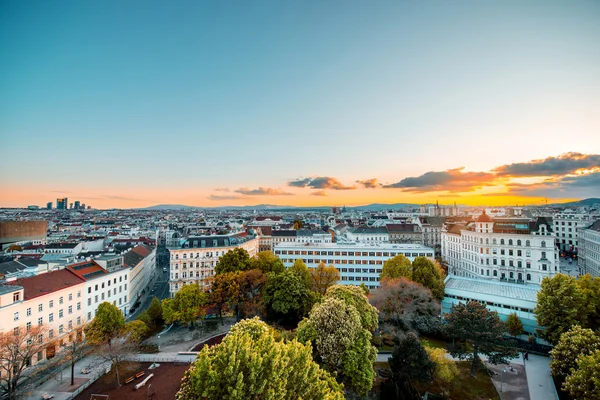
[{"x1": 75, "y1": 362, "x2": 189, "y2": 400}]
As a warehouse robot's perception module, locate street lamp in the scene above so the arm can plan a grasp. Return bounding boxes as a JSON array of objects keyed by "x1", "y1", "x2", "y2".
[
  {"x1": 500, "y1": 369, "x2": 507, "y2": 393},
  {"x1": 157, "y1": 335, "x2": 161, "y2": 351}
]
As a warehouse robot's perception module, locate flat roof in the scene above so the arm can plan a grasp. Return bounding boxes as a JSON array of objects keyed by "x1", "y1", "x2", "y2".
[
  {"x1": 0, "y1": 284, "x2": 22, "y2": 295},
  {"x1": 274, "y1": 242, "x2": 434, "y2": 251},
  {"x1": 444, "y1": 276, "x2": 540, "y2": 302}
]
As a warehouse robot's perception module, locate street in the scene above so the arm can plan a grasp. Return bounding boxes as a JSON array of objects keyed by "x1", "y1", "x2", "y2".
[
  {"x1": 559, "y1": 256, "x2": 579, "y2": 278},
  {"x1": 128, "y1": 247, "x2": 170, "y2": 320}
]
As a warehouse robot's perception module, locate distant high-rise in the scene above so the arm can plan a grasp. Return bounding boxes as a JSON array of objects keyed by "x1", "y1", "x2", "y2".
[
  {"x1": 74, "y1": 201, "x2": 81, "y2": 210},
  {"x1": 81, "y1": 203, "x2": 86, "y2": 210},
  {"x1": 69, "y1": 203, "x2": 74, "y2": 209},
  {"x1": 56, "y1": 198, "x2": 68, "y2": 210},
  {"x1": 46, "y1": 202, "x2": 52, "y2": 210}
]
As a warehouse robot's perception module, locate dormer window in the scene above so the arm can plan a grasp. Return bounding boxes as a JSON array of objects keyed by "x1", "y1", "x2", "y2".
[{"x1": 13, "y1": 292, "x2": 20, "y2": 302}]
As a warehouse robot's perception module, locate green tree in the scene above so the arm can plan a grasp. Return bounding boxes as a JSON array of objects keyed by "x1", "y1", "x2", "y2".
[
  {"x1": 251, "y1": 251, "x2": 285, "y2": 274},
  {"x1": 550, "y1": 325, "x2": 600, "y2": 379},
  {"x1": 309, "y1": 262, "x2": 340, "y2": 295},
  {"x1": 563, "y1": 349, "x2": 600, "y2": 400},
  {"x1": 290, "y1": 258, "x2": 311, "y2": 287},
  {"x1": 445, "y1": 301, "x2": 518, "y2": 376},
  {"x1": 535, "y1": 274, "x2": 586, "y2": 344},
  {"x1": 123, "y1": 320, "x2": 150, "y2": 343},
  {"x1": 206, "y1": 272, "x2": 236, "y2": 324},
  {"x1": 297, "y1": 297, "x2": 376, "y2": 395},
  {"x1": 426, "y1": 347, "x2": 459, "y2": 385},
  {"x1": 147, "y1": 296, "x2": 164, "y2": 327},
  {"x1": 84, "y1": 302, "x2": 125, "y2": 345},
  {"x1": 389, "y1": 332, "x2": 434, "y2": 385},
  {"x1": 215, "y1": 248, "x2": 252, "y2": 274},
  {"x1": 411, "y1": 257, "x2": 445, "y2": 300},
  {"x1": 161, "y1": 283, "x2": 208, "y2": 326},
  {"x1": 506, "y1": 313, "x2": 523, "y2": 337},
  {"x1": 577, "y1": 274, "x2": 600, "y2": 331},
  {"x1": 325, "y1": 284, "x2": 378, "y2": 331},
  {"x1": 175, "y1": 318, "x2": 343, "y2": 400},
  {"x1": 381, "y1": 254, "x2": 412, "y2": 281},
  {"x1": 263, "y1": 270, "x2": 313, "y2": 321}
]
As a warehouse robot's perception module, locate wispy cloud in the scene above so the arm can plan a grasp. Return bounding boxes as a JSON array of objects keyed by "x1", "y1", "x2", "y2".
[
  {"x1": 383, "y1": 168, "x2": 496, "y2": 193},
  {"x1": 234, "y1": 187, "x2": 293, "y2": 196},
  {"x1": 215, "y1": 188, "x2": 230, "y2": 192},
  {"x1": 207, "y1": 194, "x2": 250, "y2": 201},
  {"x1": 356, "y1": 178, "x2": 381, "y2": 188},
  {"x1": 288, "y1": 176, "x2": 356, "y2": 190},
  {"x1": 494, "y1": 153, "x2": 600, "y2": 177},
  {"x1": 311, "y1": 190, "x2": 328, "y2": 196}
]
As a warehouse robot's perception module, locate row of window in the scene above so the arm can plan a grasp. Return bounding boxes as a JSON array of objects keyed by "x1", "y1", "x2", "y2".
[
  {"x1": 88, "y1": 275, "x2": 127, "y2": 294},
  {"x1": 445, "y1": 295, "x2": 534, "y2": 313},
  {"x1": 280, "y1": 258, "x2": 385, "y2": 265},
  {"x1": 13, "y1": 291, "x2": 81, "y2": 306},
  {"x1": 275, "y1": 250, "x2": 433, "y2": 257},
  {"x1": 88, "y1": 285, "x2": 127, "y2": 305}
]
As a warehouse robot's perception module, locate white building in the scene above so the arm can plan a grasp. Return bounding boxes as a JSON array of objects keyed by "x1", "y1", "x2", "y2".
[
  {"x1": 274, "y1": 242, "x2": 435, "y2": 290},
  {"x1": 123, "y1": 245, "x2": 156, "y2": 306},
  {"x1": 296, "y1": 230, "x2": 332, "y2": 244},
  {"x1": 553, "y1": 212, "x2": 595, "y2": 252},
  {"x1": 66, "y1": 260, "x2": 130, "y2": 320},
  {"x1": 168, "y1": 233, "x2": 258, "y2": 296},
  {"x1": 442, "y1": 212, "x2": 558, "y2": 285},
  {"x1": 344, "y1": 227, "x2": 389, "y2": 243},
  {"x1": 0, "y1": 270, "x2": 86, "y2": 364},
  {"x1": 578, "y1": 220, "x2": 600, "y2": 277}
]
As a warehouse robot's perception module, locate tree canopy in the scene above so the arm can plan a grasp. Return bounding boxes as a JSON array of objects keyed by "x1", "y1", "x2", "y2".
[
  {"x1": 381, "y1": 254, "x2": 412, "y2": 281},
  {"x1": 506, "y1": 313, "x2": 523, "y2": 337},
  {"x1": 389, "y1": 332, "x2": 434, "y2": 385},
  {"x1": 290, "y1": 258, "x2": 311, "y2": 288},
  {"x1": 445, "y1": 301, "x2": 518, "y2": 375},
  {"x1": 252, "y1": 251, "x2": 285, "y2": 274},
  {"x1": 411, "y1": 257, "x2": 445, "y2": 300},
  {"x1": 325, "y1": 284, "x2": 378, "y2": 331},
  {"x1": 84, "y1": 302, "x2": 125, "y2": 345},
  {"x1": 535, "y1": 274, "x2": 586, "y2": 344},
  {"x1": 550, "y1": 325, "x2": 600, "y2": 379},
  {"x1": 309, "y1": 262, "x2": 340, "y2": 295},
  {"x1": 563, "y1": 349, "x2": 600, "y2": 400},
  {"x1": 176, "y1": 318, "x2": 343, "y2": 400},
  {"x1": 215, "y1": 248, "x2": 253, "y2": 274},
  {"x1": 263, "y1": 270, "x2": 313, "y2": 321},
  {"x1": 162, "y1": 283, "x2": 208, "y2": 325}
]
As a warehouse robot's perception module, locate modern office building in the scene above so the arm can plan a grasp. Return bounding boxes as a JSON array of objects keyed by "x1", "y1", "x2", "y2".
[
  {"x1": 56, "y1": 198, "x2": 68, "y2": 210},
  {"x1": 274, "y1": 242, "x2": 435, "y2": 290}
]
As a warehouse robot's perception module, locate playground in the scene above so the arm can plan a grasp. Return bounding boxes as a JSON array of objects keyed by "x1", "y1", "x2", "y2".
[{"x1": 74, "y1": 362, "x2": 188, "y2": 400}]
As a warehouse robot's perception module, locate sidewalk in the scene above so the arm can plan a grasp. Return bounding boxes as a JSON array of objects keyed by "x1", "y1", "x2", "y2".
[{"x1": 523, "y1": 354, "x2": 556, "y2": 400}]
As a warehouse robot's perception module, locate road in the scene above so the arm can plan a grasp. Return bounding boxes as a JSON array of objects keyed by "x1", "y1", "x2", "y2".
[
  {"x1": 558, "y1": 256, "x2": 578, "y2": 278},
  {"x1": 128, "y1": 247, "x2": 170, "y2": 320}
]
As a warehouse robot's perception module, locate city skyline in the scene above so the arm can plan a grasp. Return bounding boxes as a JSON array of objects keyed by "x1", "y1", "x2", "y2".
[{"x1": 1, "y1": 1, "x2": 599, "y2": 208}]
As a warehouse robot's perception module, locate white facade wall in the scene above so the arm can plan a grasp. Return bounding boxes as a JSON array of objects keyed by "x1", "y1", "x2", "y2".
[
  {"x1": 553, "y1": 213, "x2": 594, "y2": 251},
  {"x1": 578, "y1": 225, "x2": 600, "y2": 277},
  {"x1": 128, "y1": 249, "x2": 156, "y2": 305},
  {"x1": 345, "y1": 231, "x2": 389, "y2": 243},
  {"x1": 83, "y1": 268, "x2": 131, "y2": 321},
  {"x1": 274, "y1": 242, "x2": 435, "y2": 290},
  {"x1": 168, "y1": 237, "x2": 258, "y2": 296}
]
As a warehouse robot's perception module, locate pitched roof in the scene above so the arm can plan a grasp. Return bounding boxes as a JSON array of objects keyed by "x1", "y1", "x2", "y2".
[
  {"x1": 386, "y1": 224, "x2": 418, "y2": 233},
  {"x1": 8, "y1": 269, "x2": 85, "y2": 300},
  {"x1": 123, "y1": 244, "x2": 153, "y2": 268},
  {"x1": 66, "y1": 260, "x2": 108, "y2": 281}
]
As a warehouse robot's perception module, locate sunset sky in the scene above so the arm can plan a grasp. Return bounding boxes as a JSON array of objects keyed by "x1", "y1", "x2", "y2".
[{"x1": 1, "y1": 1, "x2": 599, "y2": 209}]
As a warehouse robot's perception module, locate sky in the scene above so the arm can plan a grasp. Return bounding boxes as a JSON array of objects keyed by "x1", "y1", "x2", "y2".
[{"x1": 0, "y1": 0, "x2": 599, "y2": 209}]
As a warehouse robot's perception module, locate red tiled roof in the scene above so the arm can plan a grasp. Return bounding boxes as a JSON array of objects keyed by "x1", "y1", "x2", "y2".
[
  {"x1": 9, "y1": 269, "x2": 85, "y2": 300},
  {"x1": 66, "y1": 260, "x2": 107, "y2": 280}
]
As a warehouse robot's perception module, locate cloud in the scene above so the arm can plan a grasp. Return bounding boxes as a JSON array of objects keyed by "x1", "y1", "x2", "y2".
[
  {"x1": 356, "y1": 178, "x2": 381, "y2": 188},
  {"x1": 311, "y1": 190, "x2": 328, "y2": 197},
  {"x1": 288, "y1": 176, "x2": 356, "y2": 190},
  {"x1": 384, "y1": 168, "x2": 496, "y2": 193},
  {"x1": 214, "y1": 188, "x2": 230, "y2": 192},
  {"x1": 234, "y1": 187, "x2": 293, "y2": 196},
  {"x1": 496, "y1": 171, "x2": 600, "y2": 198},
  {"x1": 207, "y1": 194, "x2": 250, "y2": 201},
  {"x1": 494, "y1": 152, "x2": 600, "y2": 177}
]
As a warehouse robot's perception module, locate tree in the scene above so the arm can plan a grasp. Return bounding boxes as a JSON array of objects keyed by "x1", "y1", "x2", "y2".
[
  {"x1": 95, "y1": 335, "x2": 139, "y2": 388},
  {"x1": 309, "y1": 262, "x2": 340, "y2": 295},
  {"x1": 389, "y1": 333, "x2": 434, "y2": 385},
  {"x1": 297, "y1": 297, "x2": 376, "y2": 395},
  {"x1": 549, "y1": 325, "x2": 600, "y2": 379},
  {"x1": 215, "y1": 248, "x2": 252, "y2": 274},
  {"x1": 147, "y1": 296, "x2": 164, "y2": 327},
  {"x1": 426, "y1": 347, "x2": 459, "y2": 385},
  {"x1": 252, "y1": 251, "x2": 285, "y2": 274},
  {"x1": 577, "y1": 274, "x2": 600, "y2": 332},
  {"x1": 0, "y1": 325, "x2": 48, "y2": 398},
  {"x1": 535, "y1": 274, "x2": 586, "y2": 344},
  {"x1": 325, "y1": 285, "x2": 378, "y2": 331},
  {"x1": 123, "y1": 320, "x2": 150, "y2": 343},
  {"x1": 506, "y1": 313, "x2": 523, "y2": 337},
  {"x1": 445, "y1": 301, "x2": 518, "y2": 376},
  {"x1": 563, "y1": 349, "x2": 600, "y2": 400},
  {"x1": 84, "y1": 302, "x2": 125, "y2": 345},
  {"x1": 290, "y1": 258, "x2": 311, "y2": 288},
  {"x1": 263, "y1": 271, "x2": 313, "y2": 322},
  {"x1": 370, "y1": 278, "x2": 440, "y2": 333},
  {"x1": 176, "y1": 318, "x2": 344, "y2": 400},
  {"x1": 381, "y1": 254, "x2": 412, "y2": 281},
  {"x1": 161, "y1": 283, "x2": 208, "y2": 326},
  {"x1": 206, "y1": 272, "x2": 236, "y2": 324},
  {"x1": 411, "y1": 257, "x2": 445, "y2": 300}
]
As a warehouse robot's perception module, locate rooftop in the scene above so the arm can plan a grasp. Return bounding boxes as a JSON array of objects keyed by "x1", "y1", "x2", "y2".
[
  {"x1": 275, "y1": 242, "x2": 434, "y2": 250},
  {"x1": 66, "y1": 260, "x2": 108, "y2": 281},
  {"x1": 8, "y1": 269, "x2": 85, "y2": 300},
  {"x1": 444, "y1": 276, "x2": 540, "y2": 302}
]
